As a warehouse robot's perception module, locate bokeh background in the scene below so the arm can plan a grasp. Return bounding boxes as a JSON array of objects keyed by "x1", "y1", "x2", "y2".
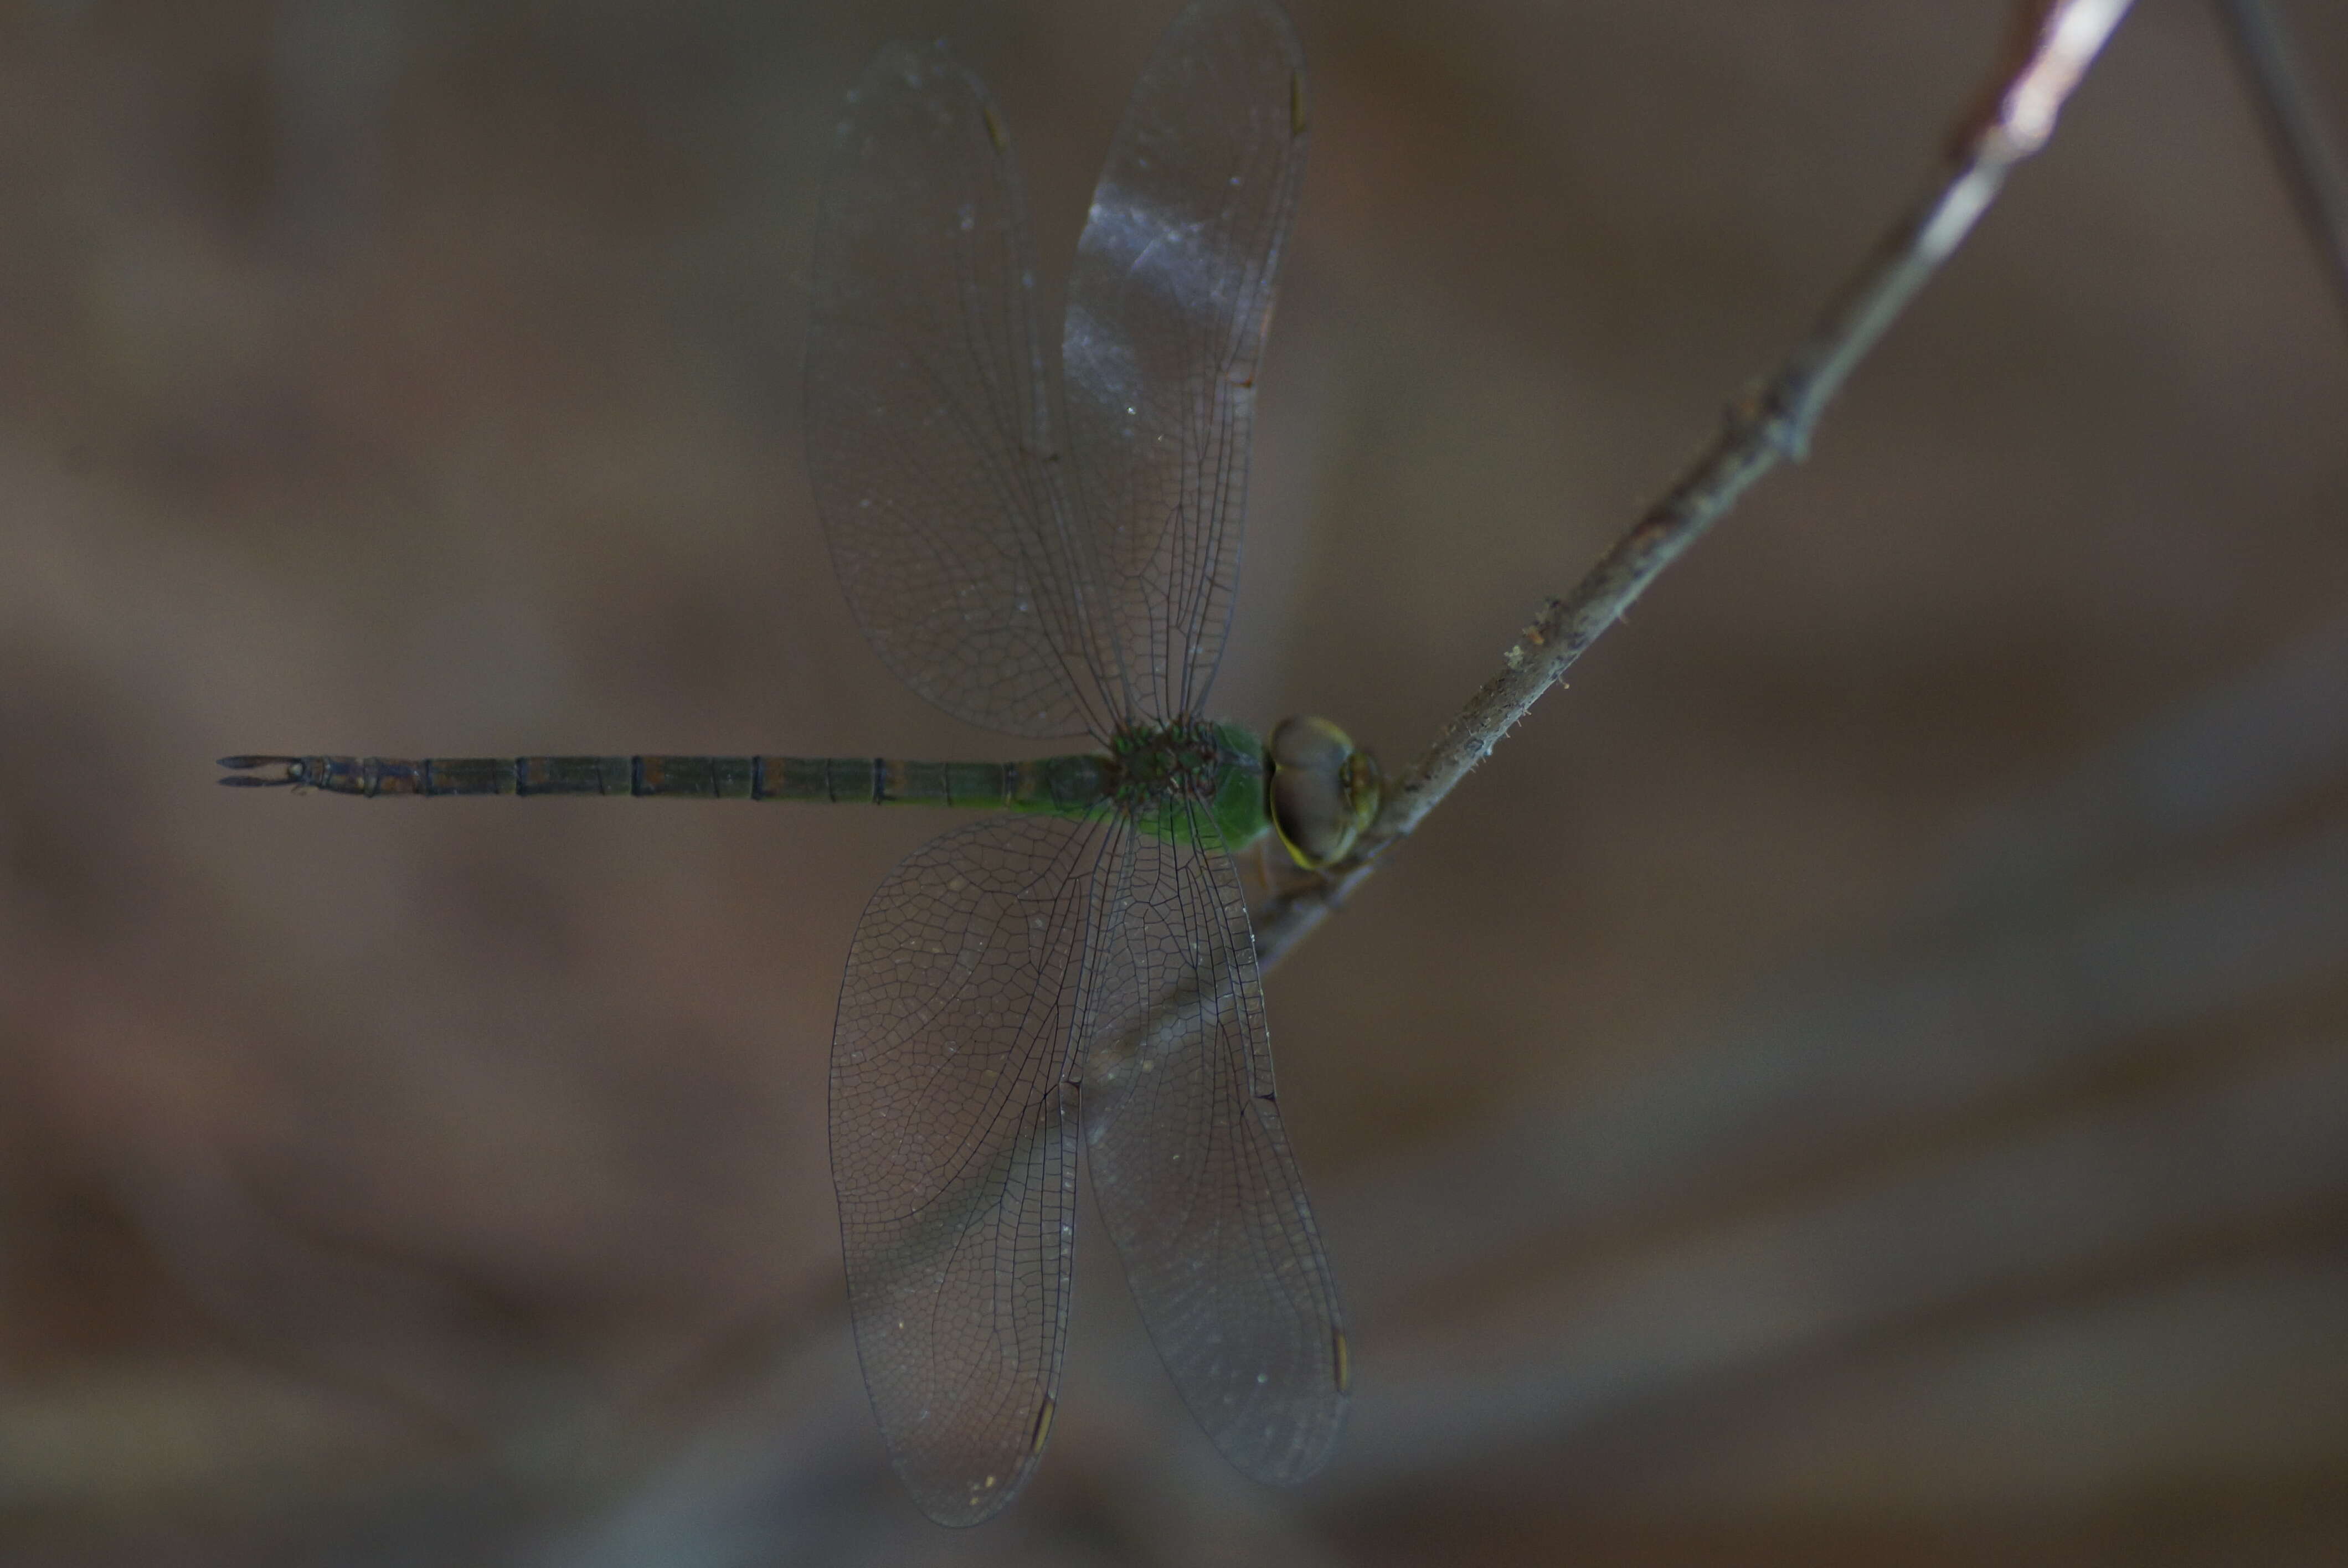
[{"x1": 3, "y1": 0, "x2": 2346, "y2": 1562}]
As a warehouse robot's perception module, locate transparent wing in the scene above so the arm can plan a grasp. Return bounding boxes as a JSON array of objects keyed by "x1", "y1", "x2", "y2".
[
  {"x1": 830, "y1": 813, "x2": 1108, "y2": 1525},
  {"x1": 1062, "y1": 0, "x2": 1310, "y2": 724},
  {"x1": 1078, "y1": 805, "x2": 1349, "y2": 1483},
  {"x1": 807, "y1": 44, "x2": 1103, "y2": 739}
]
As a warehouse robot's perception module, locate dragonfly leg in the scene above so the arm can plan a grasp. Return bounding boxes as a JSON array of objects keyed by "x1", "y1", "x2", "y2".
[{"x1": 1251, "y1": 832, "x2": 1324, "y2": 902}]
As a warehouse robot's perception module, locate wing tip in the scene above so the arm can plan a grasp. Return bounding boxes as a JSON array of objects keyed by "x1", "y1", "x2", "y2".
[{"x1": 903, "y1": 1447, "x2": 1047, "y2": 1528}]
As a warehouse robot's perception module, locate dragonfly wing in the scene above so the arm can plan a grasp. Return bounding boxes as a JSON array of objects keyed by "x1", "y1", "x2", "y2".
[
  {"x1": 1078, "y1": 806, "x2": 1349, "y2": 1483},
  {"x1": 809, "y1": 44, "x2": 1101, "y2": 739},
  {"x1": 830, "y1": 814, "x2": 1108, "y2": 1525},
  {"x1": 1062, "y1": 0, "x2": 1309, "y2": 724}
]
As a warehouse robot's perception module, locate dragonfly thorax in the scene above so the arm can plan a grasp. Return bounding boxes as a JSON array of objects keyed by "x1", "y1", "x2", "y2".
[
  {"x1": 1100, "y1": 718, "x2": 1278, "y2": 854},
  {"x1": 1104, "y1": 719, "x2": 1229, "y2": 808}
]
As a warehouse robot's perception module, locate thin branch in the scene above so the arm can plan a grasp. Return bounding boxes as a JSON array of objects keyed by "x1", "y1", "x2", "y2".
[
  {"x1": 1252, "y1": 0, "x2": 2137, "y2": 973},
  {"x1": 2212, "y1": 0, "x2": 2348, "y2": 329}
]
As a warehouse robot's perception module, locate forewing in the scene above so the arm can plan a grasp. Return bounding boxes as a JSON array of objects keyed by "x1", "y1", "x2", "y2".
[
  {"x1": 808, "y1": 45, "x2": 1100, "y2": 739},
  {"x1": 1078, "y1": 806, "x2": 1349, "y2": 1483},
  {"x1": 830, "y1": 814, "x2": 1107, "y2": 1525},
  {"x1": 1062, "y1": 0, "x2": 1309, "y2": 723}
]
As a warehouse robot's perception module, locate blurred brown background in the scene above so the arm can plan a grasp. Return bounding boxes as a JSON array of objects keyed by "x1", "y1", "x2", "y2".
[{"x1": 3, "y1": 0, "x2": 2346, "y2": 1562}]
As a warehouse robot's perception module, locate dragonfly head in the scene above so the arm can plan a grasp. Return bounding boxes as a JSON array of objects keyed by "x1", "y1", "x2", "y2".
[{"x1": 1267, "y1": 717, "x2": 1381, "y2": 869}]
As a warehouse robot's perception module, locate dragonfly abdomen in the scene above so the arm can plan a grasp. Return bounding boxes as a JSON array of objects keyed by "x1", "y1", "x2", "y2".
[{"x1": 218, "y1": 754, "x2": 1110, "y2": 813}]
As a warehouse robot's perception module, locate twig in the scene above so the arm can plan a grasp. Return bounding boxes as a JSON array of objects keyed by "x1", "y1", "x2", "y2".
[
  {"x1": 1252, "y1": 0, "x2": 2136, "y2": 973},
  {"x1": 2212, "y1": 0, "x2": 2348, "y2": 328}
]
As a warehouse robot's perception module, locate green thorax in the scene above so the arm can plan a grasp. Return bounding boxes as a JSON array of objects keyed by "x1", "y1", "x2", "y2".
[{"x1": 1010, "y1": 719, "x2": 1270, "y2": 852}]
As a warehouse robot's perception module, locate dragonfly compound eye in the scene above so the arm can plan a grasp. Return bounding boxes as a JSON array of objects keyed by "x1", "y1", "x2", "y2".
[{"x1": 1268, "y1": 715, "x2": 1381, "y2": 869}]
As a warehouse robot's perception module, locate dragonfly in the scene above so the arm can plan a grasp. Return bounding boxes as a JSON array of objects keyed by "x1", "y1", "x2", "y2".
[{"x1": 221, "y1": 0, "x2": 1369, "y2": 1527}]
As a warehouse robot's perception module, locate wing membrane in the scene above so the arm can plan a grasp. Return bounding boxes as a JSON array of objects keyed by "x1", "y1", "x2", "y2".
[
  {"x1": 1078, "y1": 806, "x2": 1349, "y2": 1483},
  {"x1": 1062, "y1": 0, "x2": 1310, "y2": 723},
  {"x1": 830, "y1": 814, "x2": 1107, "y2": 1525},
  {"x1": 807, "y1": 44, "x2": 1101, "y2": 738}
]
